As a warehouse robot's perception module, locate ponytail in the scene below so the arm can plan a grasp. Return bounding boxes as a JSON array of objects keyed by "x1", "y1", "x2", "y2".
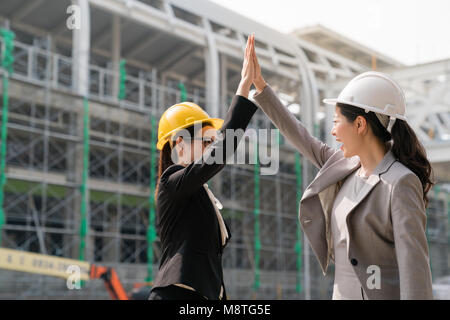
[
  {"x1": 155, "y1": 142, "x2": 174, "y2": 202},
  {"x1": 390, "y1": 119, "x2": 434, "y2": 207}
]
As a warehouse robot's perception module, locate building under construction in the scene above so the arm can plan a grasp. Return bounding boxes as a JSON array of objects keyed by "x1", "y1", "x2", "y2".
[{"x1": 0, "y1": 0, "x2": 449, "y2": 299}]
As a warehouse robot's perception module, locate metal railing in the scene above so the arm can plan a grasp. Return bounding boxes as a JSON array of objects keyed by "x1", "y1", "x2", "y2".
[{"x1": 1, "y1": 37, "x2": 207, "y2": 115}]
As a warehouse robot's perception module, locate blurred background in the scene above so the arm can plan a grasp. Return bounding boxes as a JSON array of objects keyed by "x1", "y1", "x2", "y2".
[{"x1": 0, "y1": 0, "x2": 449, "y2": 299}]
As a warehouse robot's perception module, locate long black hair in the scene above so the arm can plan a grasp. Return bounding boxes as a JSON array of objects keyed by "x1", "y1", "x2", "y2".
[{"x1": 337, "y1": 102, "x2": 434, "y2": 207}]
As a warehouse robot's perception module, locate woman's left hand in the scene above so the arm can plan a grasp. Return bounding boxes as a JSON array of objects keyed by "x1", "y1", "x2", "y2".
[{"x1": 236, "y1": 34, "x2": 255, "y2": 98}]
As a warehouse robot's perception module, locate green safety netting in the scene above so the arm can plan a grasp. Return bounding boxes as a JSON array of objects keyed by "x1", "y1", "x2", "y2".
[
  {"x1": 253, "y1": 138, "x2": 260, "y2": 290},
  {"x1": 178, "y1": 82, "x2": 187, "y2": 102},
  {"x1": 79, "y1": 97, "x2": 90, "y2": 266},
  {"x1": 118, "y1": 59, "x2": 126, "y2": 100},
  {"x1": 0, "y1": 28, "x2": 15, "y2": 246},
  {"x1": 146, "y1": 114, "x2": 157, "y2": 283}
]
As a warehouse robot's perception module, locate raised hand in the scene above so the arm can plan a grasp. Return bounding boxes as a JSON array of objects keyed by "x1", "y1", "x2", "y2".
[
  {"x1": 236, "y1": 33, "x2": 255, "y2": 98},
  {"x1": 243, "y1": 34, "x2": 256, "y2": 83},
  {"x1": 251, "y1": 35, "x2": 267, "y2": 93}
]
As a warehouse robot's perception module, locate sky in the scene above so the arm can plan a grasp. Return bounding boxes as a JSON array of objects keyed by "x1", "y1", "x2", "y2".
[{"x1": 210, "y1": 0, "x2": 450, "y2": 66}]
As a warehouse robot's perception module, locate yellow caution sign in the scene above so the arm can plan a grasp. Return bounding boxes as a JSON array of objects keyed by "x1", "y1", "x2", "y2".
[{"x1": 0, "y1": 248, "x2": 90, "y2": 281}]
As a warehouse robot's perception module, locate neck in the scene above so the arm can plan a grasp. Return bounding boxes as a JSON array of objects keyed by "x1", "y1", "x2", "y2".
[
  {"x1": 177, "y1": 160, "x2": 189, "y2": 167},
  {"x1": 357, "y1": 139, "x2": 387, "y2": 177}
]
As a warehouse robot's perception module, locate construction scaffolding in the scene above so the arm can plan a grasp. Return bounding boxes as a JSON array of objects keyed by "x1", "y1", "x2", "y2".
[{"x1": 0, "y1": 0, "x2": 448, "y2": 300}]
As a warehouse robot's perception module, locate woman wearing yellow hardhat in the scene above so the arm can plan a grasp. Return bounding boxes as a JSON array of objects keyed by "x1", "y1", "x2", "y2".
[
  {"x1": 149, "y1": 35, "x2": 258, "y2": 300},
  {"x1": 249, "y1": 36, "x2": 433, "y2": 299}
]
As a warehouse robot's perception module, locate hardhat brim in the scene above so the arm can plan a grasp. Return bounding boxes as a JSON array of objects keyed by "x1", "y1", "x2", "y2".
[
  {"x1": 156, "y1": 118, "x2": 224, "y2": 150},
  {"x1": 322, "y1": 98, "x2": 407, "y2": 121}
]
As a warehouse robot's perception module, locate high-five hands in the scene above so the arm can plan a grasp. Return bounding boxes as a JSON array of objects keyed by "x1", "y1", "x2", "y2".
[{"x1": 237, "y1": 33, "x2": 267, "y2": 98}]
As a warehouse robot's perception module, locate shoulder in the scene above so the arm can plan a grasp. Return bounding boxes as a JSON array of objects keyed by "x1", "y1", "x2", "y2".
[
  {"x1": 382, "y1": 161, "x2": 423, "y2": 200},
  {"x1": 382, "y1": 161, "x2": 420, "y2": 186},
  {"x1": 160, "y1": 164, "x2": 185, "y2": 182},
  {"x1": 157, "y1": 164, "x2": 186, "y2": 200}
]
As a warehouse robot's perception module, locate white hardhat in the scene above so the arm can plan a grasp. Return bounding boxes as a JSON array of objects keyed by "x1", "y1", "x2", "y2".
[{"x1": 323, "y1": 71, "x2": 407, "y2": 133}]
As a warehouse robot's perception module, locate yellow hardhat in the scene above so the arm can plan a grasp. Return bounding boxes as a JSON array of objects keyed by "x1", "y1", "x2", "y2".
[{"x1": 156, "y1": 102, "x2": 224, "y2": 150}]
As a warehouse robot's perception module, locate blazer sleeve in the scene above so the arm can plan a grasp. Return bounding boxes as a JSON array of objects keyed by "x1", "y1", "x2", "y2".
[
  {"x1": 162, "y1": 95, "x2": 258, "y2": 198},
  {"x1": 390, "y1": 173, "x2": 434, "y2": 299},
  {"x1": 253, "y1": 85, "x2": 335, "y2": 169}
]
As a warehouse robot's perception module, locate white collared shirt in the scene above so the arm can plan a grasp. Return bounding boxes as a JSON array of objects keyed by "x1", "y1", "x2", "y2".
[{"x1": 203, "y1": 183, "x2": 229, "y2": 246}]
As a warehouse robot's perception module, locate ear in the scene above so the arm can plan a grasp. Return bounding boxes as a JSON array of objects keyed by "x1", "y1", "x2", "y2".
[
  {"x1": 174, "y1": 136, "x2": 184, "y2": 155},
  {"x1": 356, "y1": 116, "x2": 367, "y2": 134},
  {"x1": 175, "y1": 136, "x2": 184, "y2": 147}
]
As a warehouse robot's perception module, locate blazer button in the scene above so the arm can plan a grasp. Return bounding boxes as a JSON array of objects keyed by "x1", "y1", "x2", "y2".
[{"x1": 350, "y1": 258, "x2": 358, "y2": 266}]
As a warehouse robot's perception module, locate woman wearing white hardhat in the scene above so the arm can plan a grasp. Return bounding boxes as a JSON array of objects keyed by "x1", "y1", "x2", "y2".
[{"x1": 249, "y1": 37, "x2": 433, "y2": 299}]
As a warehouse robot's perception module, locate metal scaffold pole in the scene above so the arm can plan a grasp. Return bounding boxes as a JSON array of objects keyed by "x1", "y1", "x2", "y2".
[
  {"x1": 253, "y1": 139, "x2": 261, "y2": 294},
  {"x1": 294, "y1": 152, "x2": 303, "y2": 294},
  {"x1": 146, "y1": 114, "x2": 157, "y2": 283},
  {"x1": 0, "y1": 28, "x2": 15, "y2": 246},
  {"x1": 447, "y1": 195, "x2": 450, "y2": 246},
  {"x1": 79, "y1": 97, "x2": 89, "y2": 262}
]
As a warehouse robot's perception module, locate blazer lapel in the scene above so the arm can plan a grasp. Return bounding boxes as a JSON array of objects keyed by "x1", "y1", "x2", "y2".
[
  {"x1": 342, "y1": 174, "x2": 380, "y2": 222},
  {"x1": 342, "y1": 150, "x2": 397, "y2": 223},
  {"x1": 302, "y1": 152, "x2": 360, "y2": 201}
]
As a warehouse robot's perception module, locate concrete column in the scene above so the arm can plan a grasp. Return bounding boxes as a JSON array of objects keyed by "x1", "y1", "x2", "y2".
[
  {"x1": 220, "y1": 54, "x2": 228, "y2": 118},
  {"x1": 112, "y1": 15, "x2": 121, "y2": 99},
  {"x1": 71, "y1": 0, "x2": 90, "y2": 97},
  {"x1": 72, "y1": 98, "x2": 88, "y2": 260},
  {"x1": 324, "y1": 83, "x2": 336, "y2": 148},
  {"x1": 71, "y1": 0, "x2": 92, "y2": 261},
  {"x1": 203, "y1": 18, "x2": 220, "y2": 117},
  {"x1": 293, "y1": 46, "x2": 320, "y2": 300}
]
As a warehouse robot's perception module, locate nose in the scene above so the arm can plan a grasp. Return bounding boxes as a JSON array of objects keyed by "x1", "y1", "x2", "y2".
[{"x1": 330, "y1": 127, "x2": 336, "y2": 136}]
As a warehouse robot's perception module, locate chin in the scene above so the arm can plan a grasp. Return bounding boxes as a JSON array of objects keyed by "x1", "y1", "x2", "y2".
[{"x1": 342, "y1": 149, "x2": 355, "y2": 159}]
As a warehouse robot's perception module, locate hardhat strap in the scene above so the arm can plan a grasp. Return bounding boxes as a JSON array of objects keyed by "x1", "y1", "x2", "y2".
[{"x1": 387, "y1": 117, "x2": 396, "y2": 133}]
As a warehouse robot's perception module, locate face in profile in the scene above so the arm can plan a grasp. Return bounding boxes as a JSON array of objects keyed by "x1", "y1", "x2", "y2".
[
  {"x1": 173, "y1": 125, "x2": 218, "y2": 165},
  {"x1": 331, "y1": 106, "x2": 363, "y2": 158},
  {"x1": 190, "y1": 125, "x2": 218, "y2": 162}
]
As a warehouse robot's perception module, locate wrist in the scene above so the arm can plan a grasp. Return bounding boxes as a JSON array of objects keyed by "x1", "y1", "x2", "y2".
[
  {"x1": 239, "y1": 78, "x2": 252, "y2": 89},
  {"x1": 236, "y1": 79, "x2": 251, "y2": 97},
  {"x1": 254, "y1": 78, "x2": 267, "y2": 93}
]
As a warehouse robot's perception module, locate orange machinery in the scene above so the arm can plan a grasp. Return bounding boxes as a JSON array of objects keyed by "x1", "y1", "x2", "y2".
[{"x1": 89, "y1": 264, "x2": 129, "y2": 300}]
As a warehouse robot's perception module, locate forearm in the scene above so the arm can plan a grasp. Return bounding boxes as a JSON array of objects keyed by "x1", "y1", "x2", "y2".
[
  {"x1": 253, "y1": 85, "x2": 335, "y2": 168},
  {"x1": 165, "y1": 95, "x2": 258, "y2": 196}
]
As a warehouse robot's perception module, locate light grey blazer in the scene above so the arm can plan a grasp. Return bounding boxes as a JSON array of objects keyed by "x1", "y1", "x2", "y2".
[{"x1": 253, "y1": 85, "x2": 433, "y2": 300}]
